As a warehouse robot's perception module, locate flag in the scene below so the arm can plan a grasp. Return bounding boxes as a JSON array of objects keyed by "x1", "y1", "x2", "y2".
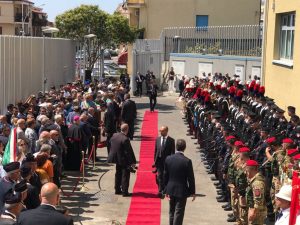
[
  {"x1": 290, "y1": 171, "x2": 300, "y2": 225},
  {"x1": 2, "y1": 128, "x2": 17, "y2": 165}
]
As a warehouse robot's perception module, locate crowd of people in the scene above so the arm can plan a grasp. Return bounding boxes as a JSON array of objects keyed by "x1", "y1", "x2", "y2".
[
  {"x1": 182, "y1": 72, "x2": 300, "y2": 225},
  {"x1": 0, "y1": 77, "x2": 138, "y2": 224}
]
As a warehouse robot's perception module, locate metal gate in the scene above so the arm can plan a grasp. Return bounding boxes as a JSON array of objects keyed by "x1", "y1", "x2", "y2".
[{"x1": 131, "y1": 39, "x2": 164, "y2": 92}]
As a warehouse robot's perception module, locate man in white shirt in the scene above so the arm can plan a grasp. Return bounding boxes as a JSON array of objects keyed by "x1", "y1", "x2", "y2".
[{"x1": 274, "y1": 184, "x2": 292, "y2": 225}]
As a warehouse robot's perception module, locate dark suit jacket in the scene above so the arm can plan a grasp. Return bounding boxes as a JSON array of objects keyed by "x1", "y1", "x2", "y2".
[
  {"x1": 121, "y1": 100, "x2": 137, "y2": 122},
  {"x1": 154, "y1": 136, "x2": 175, "y2": 165},
  {"x1": 107, "y1": 132, "x2": 136, "y2": 166},
  {"x1": 16, "y1": 205, "x2": 73, "y2": 225},
  {"x1": 164, "y1": 153, "x2": 195, "y2": 198}
]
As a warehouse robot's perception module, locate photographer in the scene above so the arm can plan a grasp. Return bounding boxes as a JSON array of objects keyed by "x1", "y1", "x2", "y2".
[{"x1": 107, "y1": 123, "x2": 136, "y2": 197}]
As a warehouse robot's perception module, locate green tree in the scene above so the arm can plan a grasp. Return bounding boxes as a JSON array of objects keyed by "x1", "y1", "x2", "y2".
[{"x1": 55, "y1": 5, "x2": 137, "y2": 71}]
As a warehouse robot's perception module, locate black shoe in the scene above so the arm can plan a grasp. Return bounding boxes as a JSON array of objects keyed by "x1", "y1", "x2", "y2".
[
  {"x1": 115, "y1": 190, "x2": 122, "y2": 195},
  {"x1": 227, "y1": 216, "x2": 236, "y2": 222},
  {"x1": 152, "y1": 169, "x2": 157, "y2": 173},
  {"x1": 215, "y1": 184, "x2": 223, "y2": 189},
  {"x1": 157, "y1": 192, "x2": 165, "y2": 199},
  {"x1": 216, "y1": 195, "x2": 225, "y2": 200},
  {"x1": 122, "y1": 192, "x2": 132, "y2": 197},
  {"x1": 222, "y1": 203, "x2": 230, "y2": 208},
  {"x1": 217, "y1": 197, "x2": 227, "y2": 202},
  {"x1": 95, "y1": 157, "x2": 101, "y2": 162},
  {"x1": 227, "y1": 213, "x2": 234, "y2": 217},
  {"x1": 224, "y1": 205, "x2": 232, "y2": 211},
  {"x1": 217, "y1": 190, "x2": 224, "y2": 195},
  {"x1": 214, "y1": 182, "x2": 221, "y2": 186}
]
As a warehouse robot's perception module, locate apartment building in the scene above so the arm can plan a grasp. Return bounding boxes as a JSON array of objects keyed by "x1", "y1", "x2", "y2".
[{"x1": 262, "y1": 1, "x2": 300, "y2": 112}]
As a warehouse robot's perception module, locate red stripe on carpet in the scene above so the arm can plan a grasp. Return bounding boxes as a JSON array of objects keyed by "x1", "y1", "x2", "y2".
[{"x1": 126, "y1": 111, "x2": 160, "y2": 225}]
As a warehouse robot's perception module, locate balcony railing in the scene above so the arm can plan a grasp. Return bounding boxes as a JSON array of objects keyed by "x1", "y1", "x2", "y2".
[
  {"x1": 126, "y1": 0, "x2": 145, "y2": 7},
  {"x1": 15, "y1": 13, "x2": 29, "y2": 23}
]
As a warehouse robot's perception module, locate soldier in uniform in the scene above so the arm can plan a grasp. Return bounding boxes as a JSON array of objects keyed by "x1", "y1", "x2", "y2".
[
  {"x1": 0, "y1": 193, "x2": 23, "y2": 225},
  {"x1": 245, "y1": 160, "x2": 267, "y2": 225},
  {"x1": 227, "y1": 140, "x2": 244, "y2": 222},
  {"x1": 0, "y1": 162, "x2": 20, "y2": 213},
  {"x1": 236, "y1": 147, "x2": 250, "y2": 225},
  {"x1": 265, "y1": 138, "x2": 293, "y2": 214}
]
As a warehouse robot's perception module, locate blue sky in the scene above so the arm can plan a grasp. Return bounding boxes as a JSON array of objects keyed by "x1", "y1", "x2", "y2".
[{"x1": 33, "y1": 0, "x2": 123, "y2": 22}]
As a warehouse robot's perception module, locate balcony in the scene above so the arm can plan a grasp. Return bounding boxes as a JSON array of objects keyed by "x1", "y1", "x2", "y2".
[
  {"x1": 15, "y1": 13, "x2": 29, "y2": 23},
  {"x1": 126, "y1": 0, "x2": 145, "y2": 8}
]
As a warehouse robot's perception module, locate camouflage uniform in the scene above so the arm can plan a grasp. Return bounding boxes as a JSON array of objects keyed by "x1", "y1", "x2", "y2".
[
  {"x1": 269, "y1": 150, "x2": 286, "y2": 212},
  {"x1": 228, "y1": 151, "x2": 240, "y2": 220},
  {"x1": 236, "y1": 162, "x2": 248, "y2": 225},
  {"x1": 246, "y1": 173, "x2": 267, "y2": 225}
]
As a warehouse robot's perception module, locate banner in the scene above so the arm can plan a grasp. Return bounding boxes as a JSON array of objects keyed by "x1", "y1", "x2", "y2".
[{"x1": 290, "y1": 171, "x2": 300, "y2": 225}]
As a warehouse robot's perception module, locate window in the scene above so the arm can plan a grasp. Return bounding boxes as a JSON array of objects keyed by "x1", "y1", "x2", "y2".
[
  {"x1": 0, "y1": 27, "x2": 2, "y2": 35},
  {"x1": 279, "y1": 13, "x2": 295, "y2": 61},
  {"x1": 196, "y1": 15, "x2": 208, "y2": 27}
]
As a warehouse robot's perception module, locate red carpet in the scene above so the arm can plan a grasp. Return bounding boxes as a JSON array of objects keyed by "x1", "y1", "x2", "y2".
[{"x1": 126, "y1": 111, "x2": 161, "y2": 225}]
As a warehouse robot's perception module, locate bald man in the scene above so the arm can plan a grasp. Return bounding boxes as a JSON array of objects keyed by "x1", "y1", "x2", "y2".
[
  {"x1": 153, "y1": 126, "x2": 175, "y2": 198},
  {"x1": 108, "y1": 124, "x2": 137, "y2": 197},
  {"x1": 17, "y1": 182, "x2": 73, "y2": 225}
]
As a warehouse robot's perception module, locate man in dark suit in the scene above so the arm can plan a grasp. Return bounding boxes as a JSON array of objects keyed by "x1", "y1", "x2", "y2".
[
  {"x1": 164, "y1": 139, "x2": 196, "y2": 225},
  {"x1": 121, "y1": 94, "x2": 137, "y2": 140},
  {"x1": 135, "y1": 72, "x2": 144, "y2": 97},
  {"x1": 107, "y1": 124, "x2": 137, "y2": 197},
  {"x1": 148, "y1": 80, "x2": 158, "y2": 112},
  {"x1": 153, "y1": 126, "x2": 175, "y2": 198},
  {"x1": 178, "y1": 76, "x2": 185, "y2": 97},
  {"x1": 16, "y1": 182, "x2": 73, "y2": 225}
]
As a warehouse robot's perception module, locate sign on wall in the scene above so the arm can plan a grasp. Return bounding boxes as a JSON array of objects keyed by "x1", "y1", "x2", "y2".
[
  {"x1": 251, "y1": 66, "x2": 261, "y2": 79},
  {"x1": 198, "y1": 62, "x2": 213, "y2": 77},
  {"x1": 234, "y1": 65, "x2": 245, "y2": 81},
  {"x1": 171, "y1": 61, "x2": 185, "y2": 77}
]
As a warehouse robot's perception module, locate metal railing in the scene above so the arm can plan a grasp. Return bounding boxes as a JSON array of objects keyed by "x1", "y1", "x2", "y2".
[{"x1": 160, "y1": 25, "x2": 262, "y2": 60}]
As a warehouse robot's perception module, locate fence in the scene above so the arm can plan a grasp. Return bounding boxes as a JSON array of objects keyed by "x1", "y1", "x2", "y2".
[
  {"x1": 0, "y1": 36, "x2": 76, "y2": 113},
  {"x1": 161, "y1": 25, "x2": 262, "y2": 60}
]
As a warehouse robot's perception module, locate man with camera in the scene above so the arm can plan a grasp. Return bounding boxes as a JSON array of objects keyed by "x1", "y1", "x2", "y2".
[{"x1": 107, "y1": 123, "x2": 137, "y2": 197}]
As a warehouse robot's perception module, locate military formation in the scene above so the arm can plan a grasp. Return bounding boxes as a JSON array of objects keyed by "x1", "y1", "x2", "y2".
[{"x1": 182, "y1": 74, "x2": 300, "y2": 225}]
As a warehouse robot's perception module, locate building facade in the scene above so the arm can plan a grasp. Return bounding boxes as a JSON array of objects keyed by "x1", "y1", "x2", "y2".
[
  {"x1": 263, "y1": 1, "x2": 299, "y2": 112},
  {"x1": 0, "y1": 0, "x2": 47, "y2": 36},
  {"x1": 125, "y1": 0, "x2": 261, "y2": 39}
]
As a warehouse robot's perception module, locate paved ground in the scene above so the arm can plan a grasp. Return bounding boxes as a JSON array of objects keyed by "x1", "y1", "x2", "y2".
[{"x1": 60, "y1": 94, "x2": 232, "y2": 225}]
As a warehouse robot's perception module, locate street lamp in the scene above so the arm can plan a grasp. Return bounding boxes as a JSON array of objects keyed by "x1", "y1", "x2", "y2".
[
  {"x1": 83, "y1": 33, "x2": 96, "y2": 82},
  {"x1": 42, "y1": 27, "x2": 59, "y2": 94}
]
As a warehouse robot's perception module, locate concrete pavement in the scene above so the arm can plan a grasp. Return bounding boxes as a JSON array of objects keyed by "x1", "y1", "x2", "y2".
[{"x1": 60, "y1": 94, "x2": 232, "y2": 225}]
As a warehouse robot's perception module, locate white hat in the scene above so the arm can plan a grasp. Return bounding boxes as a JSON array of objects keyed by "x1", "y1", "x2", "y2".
[{"x1": 275, "y1": 185, "x2": 292, "y2": 201}]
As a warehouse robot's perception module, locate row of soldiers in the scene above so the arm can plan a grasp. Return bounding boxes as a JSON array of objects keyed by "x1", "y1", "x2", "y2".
[{"x1": 183, "y1": 76, "x2": 300, "y2": 225}]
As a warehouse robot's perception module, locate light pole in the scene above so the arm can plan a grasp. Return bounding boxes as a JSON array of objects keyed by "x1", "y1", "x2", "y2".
[
  {"x1": 83, "y1": 34, "x2": 96, "y2": 82},
  {"x1": 42, "y1": 27, "x2": 59, "y2": 94}
]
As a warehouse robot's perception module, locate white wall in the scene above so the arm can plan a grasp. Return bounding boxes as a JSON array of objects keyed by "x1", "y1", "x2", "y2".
[
  {"x1": 170, "y1": 53, "x2": 262, "y2": 81},
  {"x1": 0, "y1": 36, "x2": 76, "y2": 113}
]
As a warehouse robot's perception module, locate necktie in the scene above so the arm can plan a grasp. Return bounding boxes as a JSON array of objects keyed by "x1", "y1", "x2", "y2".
[
  {"x1": 276, "y1": 211, "x2": 283, "y2": 221},
  {"x1": 162, "y1": 137, "x2": 166, "y2": 149}
]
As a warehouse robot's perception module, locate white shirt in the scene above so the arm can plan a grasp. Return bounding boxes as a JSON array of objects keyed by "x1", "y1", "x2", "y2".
[
  {"x1": 275, "y1": 208, "x2": 290, "y2": 225},
  {"x1": 161, "y1": 136, "x2": 168, "y2": 146}
]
